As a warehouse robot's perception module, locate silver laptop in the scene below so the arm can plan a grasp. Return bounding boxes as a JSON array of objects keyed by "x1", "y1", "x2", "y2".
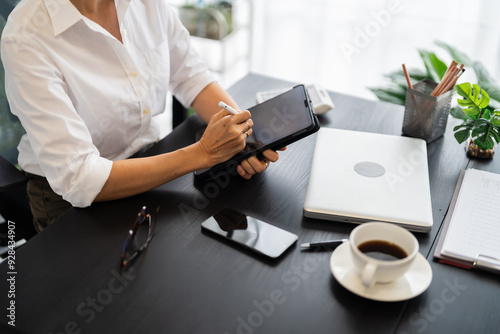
[{"x1": 303, "y1": 128, "x2": 433, "y2": 232}]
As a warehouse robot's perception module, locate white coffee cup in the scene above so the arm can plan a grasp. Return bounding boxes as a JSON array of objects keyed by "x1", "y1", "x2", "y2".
[{"x1": 349, "y1": 222, "x2": 419, "y2": 288}]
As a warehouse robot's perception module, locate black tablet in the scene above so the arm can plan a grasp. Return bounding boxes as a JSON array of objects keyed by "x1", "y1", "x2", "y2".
[{"x1": 194, "y1": 84, "x2": 320, "y2": 180}]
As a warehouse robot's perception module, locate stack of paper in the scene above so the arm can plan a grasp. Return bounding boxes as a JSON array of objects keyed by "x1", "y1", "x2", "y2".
[{"x1": 434, "y1": 169, "x2": 500, "y2": 273}]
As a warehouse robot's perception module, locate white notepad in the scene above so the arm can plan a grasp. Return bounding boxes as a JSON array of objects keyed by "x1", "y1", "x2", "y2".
[{"x1": 441, "y1": 169, "x2": 500, "y2": 268}]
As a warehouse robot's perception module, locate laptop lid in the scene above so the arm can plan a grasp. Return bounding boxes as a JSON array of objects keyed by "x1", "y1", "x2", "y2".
[{"x1": 303, "y1": 128, "x2": 433, "y2": 232}]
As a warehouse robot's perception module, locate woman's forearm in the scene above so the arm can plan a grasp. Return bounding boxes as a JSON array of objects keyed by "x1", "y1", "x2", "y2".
[
  {"x1": 192, "y1": 82, "x2": 240, "y2": 123},
  {"x1": 94, "y1": 142, "x2": 208, "y2": 202},
  {"x1": 94, "y1": 104, "x2": 252, "y2": 202}
]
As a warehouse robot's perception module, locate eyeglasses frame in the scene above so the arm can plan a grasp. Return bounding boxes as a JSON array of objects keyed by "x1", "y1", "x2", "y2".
[{"x1": 120, "y1": 206, "x2": 158, "y2": 272}]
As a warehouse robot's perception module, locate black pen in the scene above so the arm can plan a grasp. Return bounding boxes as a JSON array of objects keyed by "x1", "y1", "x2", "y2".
[{"x1": 300, "y1": 239, "x2": 348, "y2": 249}]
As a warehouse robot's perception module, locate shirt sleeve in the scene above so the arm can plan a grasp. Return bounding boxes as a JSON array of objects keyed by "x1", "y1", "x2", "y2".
[
  {"x1": 1, "y1": 35, "x2": 113, "y2": 208},
  {"x1": 164, "y1": 4, "x2": 217, "y2": 108}
]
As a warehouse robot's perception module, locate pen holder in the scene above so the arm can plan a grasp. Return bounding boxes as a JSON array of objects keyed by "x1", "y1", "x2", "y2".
[{"x1": 402, "y1": 79, "x2": 453, "y2": 143}]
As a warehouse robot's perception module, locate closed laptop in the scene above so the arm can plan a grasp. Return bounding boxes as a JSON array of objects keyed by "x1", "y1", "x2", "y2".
[{"x1": 303, "y1": 128, "x2": 433, "y2": 233}]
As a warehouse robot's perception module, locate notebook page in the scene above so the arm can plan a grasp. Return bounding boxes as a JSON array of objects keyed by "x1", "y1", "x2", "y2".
[{"x1": 441, "y1": 169, "x2": 500, "y2": 267}]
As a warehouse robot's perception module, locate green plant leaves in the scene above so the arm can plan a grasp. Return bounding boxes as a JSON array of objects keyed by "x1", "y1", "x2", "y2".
[
  {"x1": 367, "y1": 48, "x2": 449, "y2": 105},
  {"x1": 453, "y1": 119, "x2": 500, "y2": 150},
  {"x1": 366, "y1": 41, "x2": 500, "y2": 154},
  {"x1": 368, "y1": 86, "x2": 406, "y2": 105},
  {"x1": 473, "y1": 62, "x2": 500, "y2": 109},
  {"x1": 418, "y1": 50, "x2": 447, "y2": 82},
  {"x1": 456, "y1": 83, "x2": 490, "y2": 119},
  {"x1": 469, "y1": 119, "x2": 500, "y2": 150},
  {"x1": 369, "y1": 41, "x2": 500, "y2": 116},
  {"x1": 491, "y1": 113, "x2": 500, "y2": 127},
  {"x1": 450, "y1": 106, "x2": 466, "y2": 120},
  {"x1": 474, "y1": 131, "x2": 497, "y2": 150},
  {"x1": 453, "y1": 122, "x2": 473, "y2": 144},
  {"x1": 453, "y1": 87, "x2": 500, "y2": 150},
  {"x1": 454, "y1": 129, "x2": 471, "y2": 144},
  {"x1": 434, "y1": 41, "x2": 473, "y2": 67}
]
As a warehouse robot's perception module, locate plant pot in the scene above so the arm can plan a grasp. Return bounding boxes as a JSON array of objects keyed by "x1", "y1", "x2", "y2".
[
  {"x1": 179, "y1": 6, "x2": 230, "y2": 40},
  {"x1": 465, "y1": 138, "x2": 496, "y2": 159}
]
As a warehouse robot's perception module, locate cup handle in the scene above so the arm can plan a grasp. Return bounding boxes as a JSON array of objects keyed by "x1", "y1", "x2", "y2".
[{"x1": 361, "y1": 263, "x2": 377, "y2": 288}]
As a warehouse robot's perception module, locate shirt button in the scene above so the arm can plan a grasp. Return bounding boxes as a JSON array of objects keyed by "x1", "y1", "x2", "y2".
[
  {"x1": 130, "y1": 71, "x2": 138, "y2": 78},
  {"x1": 143, "y1": 108, "x2": 150, "y2": 115},
  {"x1": 122, "y1": 28, "x2": 127, "y2": 36}
]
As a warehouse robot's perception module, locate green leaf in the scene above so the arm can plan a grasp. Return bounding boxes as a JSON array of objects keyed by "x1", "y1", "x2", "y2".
[
  {"x1": 485, "y1": 105, "x2": 497, "y2": 115},
  {"x1": 472, "y1": 121, "x2": 496, "y2": 150},
  {"x1": 384, "y1": 70, "x2": 413, "y2": 89},
  {"x1": 490, "y1": 127, "x2": 500, "y2": 143},
  {"x1": 434, "y1": 40, "x2": 473, "y2": 67},
  {"x1": 453, "y1": 122, "x2": 472, "y2": 131},
  {"x1": 474, "y1": 135, "x2": 494, "y2": 150},
  {"x1": 385, "y1": 68, "x2": 428, "y2": 83},
  {"x1": 483, "y1": 108, "x2": 491, "y2": 120},
  {"x1": 407, "y1": 68, "x2": 430, "y2": 81},
  {"x1": 456, "y1": 82, "x2": 490, "y2": 118},
  {"x1": 491, "y1": 115, "x2": 500, "y2": 127},
  {"x1": 368, "y1": 87, "x2": 406, "y2": 106},
  {"x1": 384, "y1": 68, "x2": 432, "y2": 90},
  {"x1": 473, "y1": 118, "x2": 489, "y2": 127},
  {"x1": 454, "y1": 129, "x2": 471, "y2": 144},
  {"x1": 472, "y1": 126, "x2": 486, "y2": 138},
  {"x1": 418, "y1": 50, "x2": 448, "y2": 82},
  {"x1": 473, "y1": 62, "x2": 500, "y2": 104},
  {"x1": 450, "y1": 106, "x2": 466, "y2": 120}
]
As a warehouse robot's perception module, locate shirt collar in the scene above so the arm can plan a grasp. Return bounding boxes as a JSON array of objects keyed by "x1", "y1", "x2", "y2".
[
  {"x1": 116, "y1": 0, "x2": 132, "y2": 23},
  {"x1": 44, "y1": 0, "x2": 83, "y2": 36},
  {"x1": 44, "y1": 0, "x2": 132, "y2": 37}
]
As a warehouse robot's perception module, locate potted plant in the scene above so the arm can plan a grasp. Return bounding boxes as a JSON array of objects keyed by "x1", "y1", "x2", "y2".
[
  {"x1": 452, "y1": 82, "x2": 500, "y2": 158},
  {"x1": 368, "y1": 41, "x2": 500, "y2": 117},
  {"x1": 179, "y1": 1, "x2": 233, "y2": 40}
]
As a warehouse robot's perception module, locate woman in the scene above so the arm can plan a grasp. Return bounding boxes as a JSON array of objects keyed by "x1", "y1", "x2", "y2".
[{"x1": 1, "y1": 0, "x2": 282, "y2": 231}]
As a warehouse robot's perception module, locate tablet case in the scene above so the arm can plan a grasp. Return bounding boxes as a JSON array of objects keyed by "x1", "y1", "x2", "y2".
[{"x1": 194, "y1": 85, "x2": 320, "y2": 181}]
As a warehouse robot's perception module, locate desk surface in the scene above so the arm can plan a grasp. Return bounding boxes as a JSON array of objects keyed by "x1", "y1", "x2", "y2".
[
  {"x1": 1, "y1": 73, "x2": 499, "y2": 334},
  {"x1": 0, "y1": 155, "x2": 26, "y2": 191}
]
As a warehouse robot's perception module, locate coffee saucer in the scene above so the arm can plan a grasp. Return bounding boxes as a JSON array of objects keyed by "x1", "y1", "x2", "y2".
[{"x1": 330, "y1": 242, "x2": 432, "y2": 302}]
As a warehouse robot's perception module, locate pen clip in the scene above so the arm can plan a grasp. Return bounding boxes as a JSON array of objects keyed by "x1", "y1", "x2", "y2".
[{"x1": 473, "y1": 253, "x2": 500, "y2": 272}]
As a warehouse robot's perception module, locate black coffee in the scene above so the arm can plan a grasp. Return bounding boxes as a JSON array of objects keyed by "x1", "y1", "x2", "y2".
[{"x1": 358, "y1": 240, "x2": 408, "y2": 261}]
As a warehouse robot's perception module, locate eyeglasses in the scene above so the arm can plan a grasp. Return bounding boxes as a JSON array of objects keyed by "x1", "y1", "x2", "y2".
[{"x1": 120, "y1": 206, "x2": 158, "y2": 273}]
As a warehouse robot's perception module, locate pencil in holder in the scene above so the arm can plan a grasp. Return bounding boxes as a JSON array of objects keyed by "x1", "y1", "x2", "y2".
[{"x1": 402, "y1": 79, "x2": 453, "y2": 143}]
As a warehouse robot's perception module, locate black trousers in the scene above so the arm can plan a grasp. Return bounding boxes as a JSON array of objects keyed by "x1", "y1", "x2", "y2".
[{"x1": 25, "y1": 173, "x2": 72, "y2": 232}]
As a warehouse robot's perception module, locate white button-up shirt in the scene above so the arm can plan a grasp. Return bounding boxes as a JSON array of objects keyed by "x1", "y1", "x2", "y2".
[{"x1": 1, "y1": 0, "x2": 215, "y2": 207}]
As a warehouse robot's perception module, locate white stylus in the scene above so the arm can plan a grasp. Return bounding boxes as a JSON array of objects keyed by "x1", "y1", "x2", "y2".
[{"x1": 218, "y1": 101, "x2": 239, "y2": 115}]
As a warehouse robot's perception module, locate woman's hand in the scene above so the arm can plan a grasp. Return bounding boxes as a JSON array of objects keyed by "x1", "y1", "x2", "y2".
[
  {"x1": 196, "y1": 106, "x2": 287, "y2": 179},
  {"x1": 237, "y1": 147, "x2": 287, "y2": 180},
  {"x1": 197, "y1": 109, "x2": 254, "y2": 167}
]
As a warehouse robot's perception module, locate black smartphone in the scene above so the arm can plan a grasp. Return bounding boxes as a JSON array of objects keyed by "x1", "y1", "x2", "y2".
[
  {"x1": 201, "y1": 208, "x2": 298, "y2": 258},
  {"x1": 194, "y1": 84, "x2": 320, "y2": 180}
]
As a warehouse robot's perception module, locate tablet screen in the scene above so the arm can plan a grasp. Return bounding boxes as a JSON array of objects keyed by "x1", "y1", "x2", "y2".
[
  {"x1": 237, "y1": 85, "x2": 314, "y2": 156},
  {"x1": 195, "y1": 85, "x2": 317, "y2": 178}
]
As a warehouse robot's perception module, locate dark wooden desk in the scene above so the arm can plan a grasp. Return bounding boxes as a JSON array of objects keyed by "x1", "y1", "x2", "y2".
[
  {"x1": 1, "y1": 73, "x2": 499, "y2": 334},
  {"x1": 0, "y1": 155, "x2": 26, "y2": 191}
]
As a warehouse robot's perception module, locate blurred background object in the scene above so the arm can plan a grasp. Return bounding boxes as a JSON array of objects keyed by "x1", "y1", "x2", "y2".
[{"x1": 169, "y1": 0, "x2": 500, "y2": 100}]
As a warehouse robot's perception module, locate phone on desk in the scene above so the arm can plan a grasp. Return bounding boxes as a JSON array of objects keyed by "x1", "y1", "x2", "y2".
[
  {"x1": 194, "y1": 84, "x2": 320, "y2": 180},
  {"x1": 201, "y1": 208, "x2": 298, "y2": 258}
]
